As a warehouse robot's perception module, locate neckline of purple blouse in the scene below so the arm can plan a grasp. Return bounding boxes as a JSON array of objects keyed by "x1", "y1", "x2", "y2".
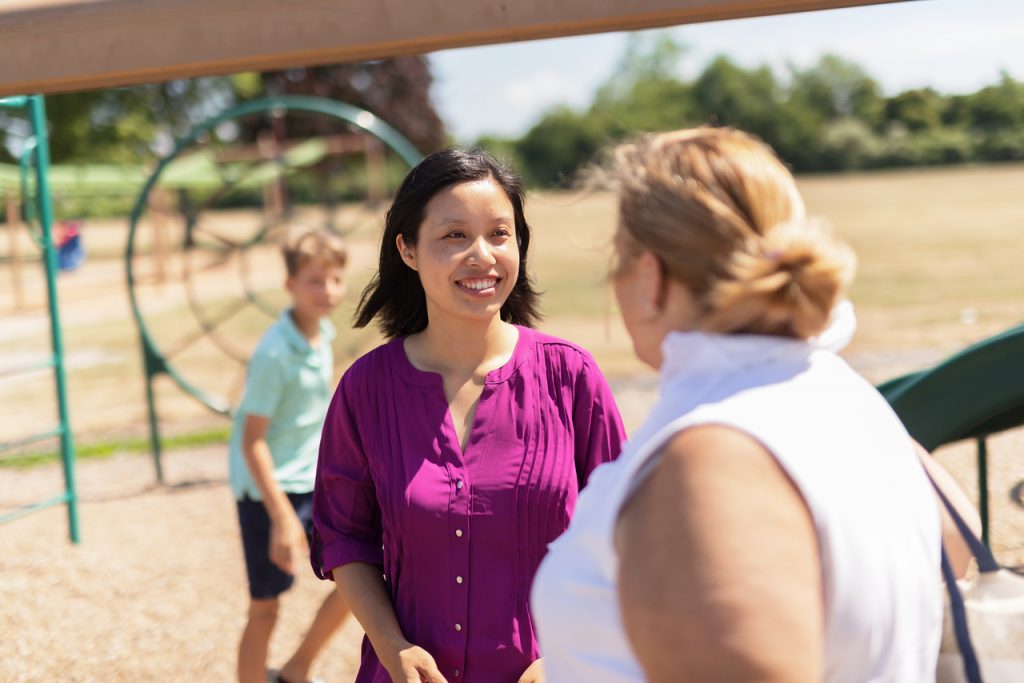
[{"x1": 389, "y1": 324, "x2": 533, "y2": 387}]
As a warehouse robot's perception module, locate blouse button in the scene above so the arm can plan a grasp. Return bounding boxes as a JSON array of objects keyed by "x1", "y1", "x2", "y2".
[
  {"x1": 455, "y1": 623, "x2": 462, "y2": 632},
  {"x1": 454, "y1": 669, "x2": 460, "y2": 677},
  {"x1": 456, "y1": 479, "x2": 464, "y2": 490},
  {"x1": 456, "y1": 576, "x2": 464, "y2": 584},
  {"x1": 455, "y1": 529, "x2": 463, "y2": 538}
]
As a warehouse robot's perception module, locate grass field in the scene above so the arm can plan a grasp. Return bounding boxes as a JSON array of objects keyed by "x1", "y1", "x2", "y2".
[{"x1": 1, "y1": 163, "x2": 1023, "y2": 448}]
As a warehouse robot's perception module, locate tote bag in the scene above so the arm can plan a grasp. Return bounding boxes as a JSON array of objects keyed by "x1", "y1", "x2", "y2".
[{"x1": 931, "y1": 484, "x2": 1024, "y2": 683}]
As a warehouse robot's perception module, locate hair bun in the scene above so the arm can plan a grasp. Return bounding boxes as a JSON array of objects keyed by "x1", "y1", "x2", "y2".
[{"x1": 702, "y1": 219, "x2": 856, "y2": 339}]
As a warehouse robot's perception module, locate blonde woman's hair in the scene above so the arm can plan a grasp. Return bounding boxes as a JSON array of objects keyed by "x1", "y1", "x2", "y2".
[
  {"x1": 282, "y1": 226, "x2": 348, "y2": 276},
  {"x1": 608, "y1": 127, "x2": 855, "y2": 339}
]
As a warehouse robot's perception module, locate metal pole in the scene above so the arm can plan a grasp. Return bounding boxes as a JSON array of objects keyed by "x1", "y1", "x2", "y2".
[
  {"x1": 28, "y1": 94, "x2": 79, "y2": 543},
  {"x1": 144, "y1": 364, "x2": 164, "y2": 483},
  {"x1": 976, "y1": 437, "x2": 989, "y2": 547}
]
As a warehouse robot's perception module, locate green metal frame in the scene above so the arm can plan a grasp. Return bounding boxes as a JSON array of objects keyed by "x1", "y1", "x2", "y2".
[
  {"x1": 879, "y1": 321, "x2": 1024, "y2": 547},
  {"x1": 0, "y1": 95, "x2": 79, "y2": 543},
  {"x1": 126, "y1": 95, "x2": 422, "y2": 482}
]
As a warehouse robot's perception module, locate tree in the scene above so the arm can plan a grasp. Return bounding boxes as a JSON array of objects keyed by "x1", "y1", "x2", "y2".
[
  {"x1": 4, "y1": 78, "x2": 235, "y2": 164},
  {"x1": 256, "y1": 58, "x2": 446, "y2": 153},
  {"x1": 514, "y1": 107, "x2": 608, "y2": 186},
  {"x1": 513, "y1": 32, "x2": 697, "y2": 185},
  {"x1": 693, "y1": 57, "x2": 781, "y2": 130},
  {"x1": 788, "y1": 55, "x2": 885, "y2": 130},
  {"x1": 963, "y1": 72, "x2": 1024, "y2": 131},
  {"x1": 819, "y1": 118, "x2": 881, "y2": 170},
  {"x1": 884, "y1": 88, "x2": 945, "y2": 132},
  {"x1": 594, "y1": 31, "x2": 687, "y2": 106},
  {"x1": 589, "y1": 32, "x2": 697, "y2": 137}
]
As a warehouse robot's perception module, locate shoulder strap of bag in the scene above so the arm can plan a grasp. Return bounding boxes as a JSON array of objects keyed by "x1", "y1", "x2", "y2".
[
  {"x1": 941, "y1": 548, "x2": 984, "y2": 683},
  {"x1": 929, "y1": 475, "x2": 1000, "y2": 573},
  {"x1": 924, "y1": 466, "x2": 1002, "y2": 683}
]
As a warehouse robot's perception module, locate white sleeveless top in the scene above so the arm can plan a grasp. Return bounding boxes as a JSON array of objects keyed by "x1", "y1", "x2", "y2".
[{"x1": 532, "y1": 304, "x2": 942, "y2": 682}]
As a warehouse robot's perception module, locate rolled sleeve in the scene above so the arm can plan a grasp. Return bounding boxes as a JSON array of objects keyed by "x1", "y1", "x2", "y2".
[
  {"x1": 573, "y1": 355, "x2": 628, "y2": 488},
  {"x1": 311, "y1": 374, "x2": 384, "y2": 580}
]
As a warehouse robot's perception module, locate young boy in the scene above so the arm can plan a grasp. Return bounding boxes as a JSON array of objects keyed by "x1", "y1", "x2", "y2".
[{"x1": 230, "y1": 228, "x2": 350, "y2": 683}]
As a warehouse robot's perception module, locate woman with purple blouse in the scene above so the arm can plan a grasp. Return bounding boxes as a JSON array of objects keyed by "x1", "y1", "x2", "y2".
[{"x1": 311, "y1": 149, "x2": 626, "y2": 683}]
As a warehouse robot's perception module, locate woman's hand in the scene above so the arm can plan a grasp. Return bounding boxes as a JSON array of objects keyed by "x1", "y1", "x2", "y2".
[
  {"x1": 517, "y1": 658, "x2": 544, "y2": 683},
  {"x1": 381, "y1": 642, "x2": 448, "y2": 683},
  {"x1": 335, "y1": 564, "x2": 446, "y2": 682}
]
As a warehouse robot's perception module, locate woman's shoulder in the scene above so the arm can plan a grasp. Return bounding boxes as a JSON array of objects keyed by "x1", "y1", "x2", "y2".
[
  {"x1": 524, "y1": 327, "x2": 595, "y2": 362},
  {"x1": 339, "y1": 337, "x2": 405, "y2": 389},
  {"x1": 520, "y1": 326, "x2": 600, "y2": 378}
]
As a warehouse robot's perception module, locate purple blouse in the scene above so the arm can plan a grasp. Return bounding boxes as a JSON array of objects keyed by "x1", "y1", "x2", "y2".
[{"x1": 312, "y1": 325, "x2": 626, "y2": 682}]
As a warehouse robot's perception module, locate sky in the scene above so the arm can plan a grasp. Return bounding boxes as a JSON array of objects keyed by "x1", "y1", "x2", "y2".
[{"x1": 429, "y1": 0, "x2": 1024, "y2": 143}]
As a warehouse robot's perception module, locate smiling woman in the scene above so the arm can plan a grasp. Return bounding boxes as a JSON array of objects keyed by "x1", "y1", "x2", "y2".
[
  {"x1": 398, "y1": 179, "x2": 516, "y2": 315},
  {"x1": 355, "y1": 149, "x2": 540, "y2": 338},
  {"x1": 311, "y1": 148, "x2": 627, "y2": 683}
]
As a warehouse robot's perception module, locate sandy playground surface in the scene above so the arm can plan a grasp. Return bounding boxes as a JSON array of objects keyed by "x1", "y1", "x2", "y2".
[
  {"x1": 1, "y1": 446, "x2": 364, "y2": 682},
  {"x1": 2, "y1": 420, "x2": 1023, "y2": 682}
]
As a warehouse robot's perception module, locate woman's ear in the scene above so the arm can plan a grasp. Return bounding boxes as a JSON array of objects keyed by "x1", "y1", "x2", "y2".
[
  {"x1": 636, "y1": 250, "x2": 665, "y2": 317},
  {"x1": 396, "y1": 234, "x2": 417, "y2": 271}
]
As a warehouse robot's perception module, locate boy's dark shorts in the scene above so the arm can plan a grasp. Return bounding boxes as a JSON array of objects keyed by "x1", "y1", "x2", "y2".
[{"x1": 236, "y1": 491, "x2": 314, "y2": 600}]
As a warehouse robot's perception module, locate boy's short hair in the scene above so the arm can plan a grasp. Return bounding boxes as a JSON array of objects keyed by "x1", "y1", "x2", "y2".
[{"x1": 282, "y1": 227, "x2": 348, "y2": 276}]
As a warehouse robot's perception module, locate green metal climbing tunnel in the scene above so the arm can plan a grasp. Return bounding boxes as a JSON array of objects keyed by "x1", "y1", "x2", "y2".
[{"x1": 124, "y1": 96, "x2": 422, "y2": 482}]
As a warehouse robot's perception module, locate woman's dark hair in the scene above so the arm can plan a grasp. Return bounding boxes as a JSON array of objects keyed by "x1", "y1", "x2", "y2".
[{"x1": 354, "y1": 148, "x2": 541, "y2": 338}]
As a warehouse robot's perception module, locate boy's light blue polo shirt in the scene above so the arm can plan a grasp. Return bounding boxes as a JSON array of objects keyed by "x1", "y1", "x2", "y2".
[{"x1": 228, "y1": 310, "x2": 335, "y2": 501}]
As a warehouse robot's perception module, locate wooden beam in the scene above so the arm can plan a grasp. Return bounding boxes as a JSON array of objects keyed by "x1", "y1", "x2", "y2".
[{"x1": 0, "y1": 0, "x2": 907, "y2": 97}]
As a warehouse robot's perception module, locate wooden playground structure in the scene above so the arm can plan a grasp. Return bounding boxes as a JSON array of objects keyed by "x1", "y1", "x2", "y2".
[{"x1": 0, "y1": 1, "x2": 900, "y2": 97}]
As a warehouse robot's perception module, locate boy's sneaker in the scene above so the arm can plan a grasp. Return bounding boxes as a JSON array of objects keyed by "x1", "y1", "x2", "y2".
[{"x1": 266, "y1": 669, "x2": 325, "y2": 683}]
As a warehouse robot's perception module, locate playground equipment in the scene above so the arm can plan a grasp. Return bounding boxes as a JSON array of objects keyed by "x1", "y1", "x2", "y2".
[
  {"x1": 0, "y1": 95, "x2": 79, "y2": 543},
  {"x1": 125, "y1": 96, "x2": 421, "y2": 482},
  {"x1": 879, "y1": 323, "x2": 1024, "y2": 548},
  {"x1": 0, "y1": 1, "x2": 896, "y2": 98}
]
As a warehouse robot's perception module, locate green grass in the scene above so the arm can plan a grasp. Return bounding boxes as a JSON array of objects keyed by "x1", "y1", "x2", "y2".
[{"x1": 0, "y1": 425, "x2": 230, "y2": 469}]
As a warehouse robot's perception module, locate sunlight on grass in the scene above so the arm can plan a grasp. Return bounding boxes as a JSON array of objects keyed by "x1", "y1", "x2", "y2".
[{"x1": 2, "y1": 164, "x2": 1023, "y2": 457}]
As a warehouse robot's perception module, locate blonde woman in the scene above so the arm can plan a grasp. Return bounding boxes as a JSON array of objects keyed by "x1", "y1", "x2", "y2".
[{"x1": 532, "y1": 128, "x2": 949, "y2": 682}]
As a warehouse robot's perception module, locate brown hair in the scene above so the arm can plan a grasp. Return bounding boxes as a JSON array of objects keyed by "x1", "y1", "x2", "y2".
[
  {"x1": 282, "y1": 227, "x2": 347, "y2": 277},
  {"x1": 608, "y1": 127, "x2": 855, "y2": 339}
]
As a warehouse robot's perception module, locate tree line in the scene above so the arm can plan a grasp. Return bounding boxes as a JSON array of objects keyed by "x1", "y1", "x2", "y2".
[
  {"x1": 5, "y1": 34, "x2": 1024, "y2": 192},
  {"x1": 476, "y1": 34, "x2": 1024, "y2": 187}
]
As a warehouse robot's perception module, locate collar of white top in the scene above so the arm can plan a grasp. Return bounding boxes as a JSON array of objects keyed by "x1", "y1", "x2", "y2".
[{"x1": 658, "y1": 300, "x2": 857, "y2": 388}]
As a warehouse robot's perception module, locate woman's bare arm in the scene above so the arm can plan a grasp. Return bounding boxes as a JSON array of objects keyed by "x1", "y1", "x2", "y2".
[
  {"x1": 334, "y1": 562, "x2": 448, "y2": 683},
  {"x1": 242, "y1": 414, "x2": 307, "y2": 574},
  {"x1": 914, "y1": 442, "x2": 983, "y2": 577},
  {"x1": 616, "y1": 425, "x2": 823, "y2": 683}
]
